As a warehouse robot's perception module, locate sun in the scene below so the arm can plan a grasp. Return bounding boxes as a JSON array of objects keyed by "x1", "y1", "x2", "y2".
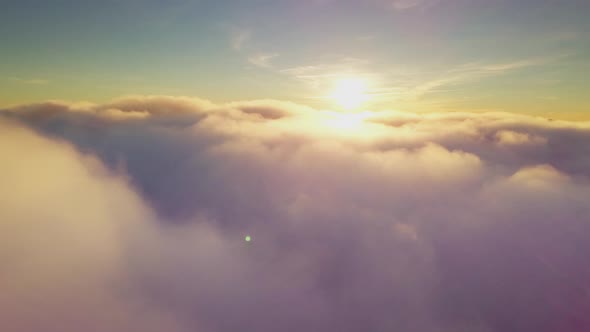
[{"x1": 330, "y1": 78, "x2": 370, "y2": 110}]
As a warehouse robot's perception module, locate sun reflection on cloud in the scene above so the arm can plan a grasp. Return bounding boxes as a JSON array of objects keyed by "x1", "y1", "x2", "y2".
[{"x1": 324, "y1": 111, "x2": 370, "y2": 130}]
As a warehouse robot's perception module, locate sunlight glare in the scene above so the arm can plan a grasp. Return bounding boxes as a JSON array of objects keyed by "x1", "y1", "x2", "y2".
[
  {"x1": 330, "y1": 78, "x2": 370, "y2": 110},
  {"x1": 324, "y1": 111, "x2": 371, "y2": 131}
]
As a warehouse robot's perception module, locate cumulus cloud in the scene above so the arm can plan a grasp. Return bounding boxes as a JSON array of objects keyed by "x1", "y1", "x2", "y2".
[
  {"x1": 1, "y1": 96, "x2": 590, "y2": 332},
  {"x1": 0, "y1": 120, "x2": 188, "y2": 332}
]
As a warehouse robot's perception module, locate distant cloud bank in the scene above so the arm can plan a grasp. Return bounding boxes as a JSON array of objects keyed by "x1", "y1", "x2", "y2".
[{"x1": 1, "y1": 96, "x2": 590, "y2": 332}]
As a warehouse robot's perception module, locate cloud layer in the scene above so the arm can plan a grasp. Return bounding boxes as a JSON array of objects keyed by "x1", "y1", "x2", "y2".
[{"x1": 2, "y1": 97, "x2": 590, "y2": 332}]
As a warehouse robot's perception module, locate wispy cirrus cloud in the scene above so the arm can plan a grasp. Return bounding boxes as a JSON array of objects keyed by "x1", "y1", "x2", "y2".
[
  {"x1": 273, "y1": 55, "x2": 558, "y2": 109},
  {"x1": 227, "y1": 18, "x2": 570, "y2": 111},
  {"x1": 229, "y1": 28, "x2": 280, "y2": 70},
  {"x1": 278, "y1": 57, "x2": 374, "y2": 93},
  {"x1": 230, "y1": 28, "x2": 251, "y2": 51},
  {"x1": 406, "y1": 55, "x2": 566, "y2": 99},
  {"x1": 248, "y1": 53, "x2": 280, "y2": 68}
]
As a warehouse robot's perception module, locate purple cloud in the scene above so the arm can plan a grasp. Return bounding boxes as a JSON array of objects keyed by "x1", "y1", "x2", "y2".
[{"x1": 1, "y1": 96, "x2": 590, "y2": 332}]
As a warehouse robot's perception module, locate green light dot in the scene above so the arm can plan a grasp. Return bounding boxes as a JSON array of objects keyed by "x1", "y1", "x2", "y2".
[{"x1": 245, "y1": 235, "x2": 252, "y2": 242}]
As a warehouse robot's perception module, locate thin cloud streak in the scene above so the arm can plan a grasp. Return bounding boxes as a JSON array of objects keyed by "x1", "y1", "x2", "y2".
[
  {"x1": 230, "y1": 28, "x2": 251, "y2": 51},
  {"x1": 248, "y1": 53, "x2": 280, "y2": 68}
]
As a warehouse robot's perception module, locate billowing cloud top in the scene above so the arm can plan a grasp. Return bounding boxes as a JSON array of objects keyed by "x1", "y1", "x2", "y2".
[{"x1": 1, "y1": 96, "x2": 590, "y2": 332}]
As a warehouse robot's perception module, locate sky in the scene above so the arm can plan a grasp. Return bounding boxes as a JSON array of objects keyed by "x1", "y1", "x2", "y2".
[
  {"x1": 1, "y1": 0, "x2": 589, "y2": 118},
  {"x1": 2, "y1": 2, "x2": 590, "y2": 332}
]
